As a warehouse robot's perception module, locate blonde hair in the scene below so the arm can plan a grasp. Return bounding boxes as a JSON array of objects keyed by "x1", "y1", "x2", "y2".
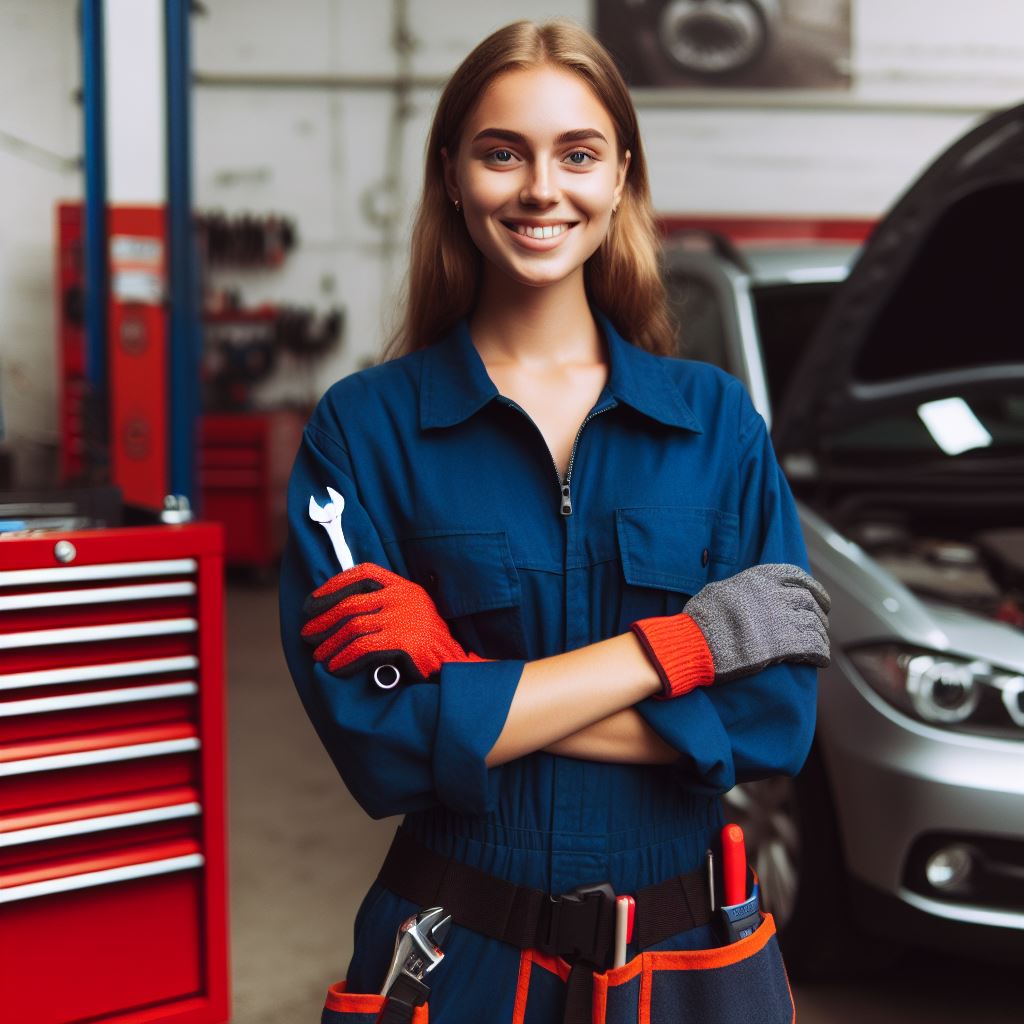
[{"x1": 381, "y1": 18, "x2": 675, "y2": 361}]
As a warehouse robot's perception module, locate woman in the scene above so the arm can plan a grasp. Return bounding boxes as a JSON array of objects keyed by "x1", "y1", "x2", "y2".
[{"x1": 279, "y1": 18, "x2": 830, "y2": 1024}]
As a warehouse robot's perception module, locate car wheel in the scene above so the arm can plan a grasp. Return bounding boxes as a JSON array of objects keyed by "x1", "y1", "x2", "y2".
[
  {"x1": 656, "y1": 0, "x2": 771, "y2": 76},
  {"x1": 722, "y1": 742, "x2": 904, "y2": 979}
]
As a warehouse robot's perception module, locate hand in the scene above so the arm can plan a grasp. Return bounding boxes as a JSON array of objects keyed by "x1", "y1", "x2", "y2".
[
  {"x1": 300, "y1": 563, "x2": 490, "y2": 682},
  {"x1": 630, "y1": 563, "x2": 831, "y2": 698},
  {"x1": 684, "y1": 563, "x2": 830, "y2": 683}
]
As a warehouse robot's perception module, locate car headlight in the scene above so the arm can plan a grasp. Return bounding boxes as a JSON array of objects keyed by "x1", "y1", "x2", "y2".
[{"x1": 849, "y1": 644, "x2": 1024, "y2": 738}]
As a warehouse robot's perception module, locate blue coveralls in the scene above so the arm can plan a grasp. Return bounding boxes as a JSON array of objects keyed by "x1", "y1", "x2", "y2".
[{"x1": 279, "y1": 309, "x2": 812, "y2": 1023}]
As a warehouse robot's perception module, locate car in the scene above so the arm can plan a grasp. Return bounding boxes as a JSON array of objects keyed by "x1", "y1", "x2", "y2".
[{"x1": 661, "y1": 101, "x2": 1024, "y2": 977}]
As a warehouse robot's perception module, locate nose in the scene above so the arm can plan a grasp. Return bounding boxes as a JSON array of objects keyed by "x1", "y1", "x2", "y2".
[{"x1": 520, "y1": 159, "x2": 560, "y2": 207}]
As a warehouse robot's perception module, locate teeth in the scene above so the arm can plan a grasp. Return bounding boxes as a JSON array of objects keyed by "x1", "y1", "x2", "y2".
[{"x1": 513, "y1": 223, "x2": 569, "y2": 239}]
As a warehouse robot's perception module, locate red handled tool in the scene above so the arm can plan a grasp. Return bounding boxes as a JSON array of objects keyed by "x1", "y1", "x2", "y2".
[
  {"x1": 719, "y1": 823, "x2": 762, "y2": 943},
  {"x1": 721, "y1": 823, "x2": 747, "y2": 906}
]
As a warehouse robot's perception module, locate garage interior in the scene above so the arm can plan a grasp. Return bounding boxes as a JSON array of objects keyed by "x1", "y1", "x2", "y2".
[{"x1": 1, "y1": 2, "x2": 1022, "y2": 1022}]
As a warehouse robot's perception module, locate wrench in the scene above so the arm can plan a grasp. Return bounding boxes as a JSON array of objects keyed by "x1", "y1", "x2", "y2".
[{"x1": 308, "y1": 487, "x2": 400, "y2": 689}]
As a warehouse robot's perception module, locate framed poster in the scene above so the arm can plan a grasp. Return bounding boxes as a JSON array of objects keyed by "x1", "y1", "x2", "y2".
[{"x1": 596, "y1": 0, "x2": 852, "y2": 91}]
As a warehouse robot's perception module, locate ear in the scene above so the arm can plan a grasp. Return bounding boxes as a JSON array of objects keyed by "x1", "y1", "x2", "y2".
[
  {"x1": 613, "y1": 148, "x2": 632, "y2": 207},
  {"x1": 441, "y1": 146, "x2": 460, "y2": 205}
]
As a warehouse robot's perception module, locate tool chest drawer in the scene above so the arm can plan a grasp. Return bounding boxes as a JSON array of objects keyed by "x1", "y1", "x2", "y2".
[
  {"x1": 199, "y1": 410, "x2": 305, "y2": 569},
  {"x1": 0, "y1": 524, "x2": 228, "y2": 1024}
]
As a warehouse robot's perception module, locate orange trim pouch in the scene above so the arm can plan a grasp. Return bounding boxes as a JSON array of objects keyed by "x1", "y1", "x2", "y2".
[
  {"x1": 591, "y1": 912, "x2": 795, "y2": 1024},
  {"x1": 321, "y1": 980, "x2": 429, "y2": 1023}
]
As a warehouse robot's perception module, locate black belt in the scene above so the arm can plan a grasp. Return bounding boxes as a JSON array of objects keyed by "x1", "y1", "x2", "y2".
[{"x1": 376, "y1": 828, "x2": 715, "y2": 1024}]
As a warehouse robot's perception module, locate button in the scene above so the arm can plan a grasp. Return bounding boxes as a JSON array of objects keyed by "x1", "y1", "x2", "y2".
[
  {"x1": 701, "y1": 548, "x2": 709, "y2": 567},
  {"x1": 427, "y1": 572, "x2": 439, "y2": 590},
  {"x1": 54, "y1": 540, "x2": 77, "y2": 564}
]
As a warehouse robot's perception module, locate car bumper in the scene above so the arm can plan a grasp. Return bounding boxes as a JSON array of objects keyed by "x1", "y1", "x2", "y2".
[{"x1": 819, "y1": 648, "x2": 1024, "y2": 941}]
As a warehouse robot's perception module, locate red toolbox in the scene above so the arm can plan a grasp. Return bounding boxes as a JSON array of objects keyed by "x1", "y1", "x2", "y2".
[
  {"x1": 0, "y1": 523, "x2": 229, "y2": 1024},
  {"x1": 199, "y1": 411, "x2": 304, "y2": 570}
]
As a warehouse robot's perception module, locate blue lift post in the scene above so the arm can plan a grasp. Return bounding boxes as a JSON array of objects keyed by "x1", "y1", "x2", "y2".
[
  {"x1": 81, "y1": 0, "x2": 109, "y2": 481},
  {"x1": 165, "y1": 0, "x2": 201, "y2": 509}
]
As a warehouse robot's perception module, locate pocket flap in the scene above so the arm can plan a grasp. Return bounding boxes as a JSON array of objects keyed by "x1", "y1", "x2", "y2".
[
  {"x1": 616, "y1": 507, "x2": 739, "y2": 594},
  {"x1": 399, "y1": 530, "x2": 521, "y2": 619}
]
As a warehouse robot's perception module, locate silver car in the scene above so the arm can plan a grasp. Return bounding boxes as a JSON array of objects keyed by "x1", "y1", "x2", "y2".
[{"x1": 663, "y1": 102, "x2": 1024, "y2": 977}]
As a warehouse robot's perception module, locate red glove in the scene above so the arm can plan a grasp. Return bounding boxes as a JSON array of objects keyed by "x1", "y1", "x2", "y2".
[
  {"x1": 301, "y1": 563, "x2": 491, "y2": 682},
  {"x1": 629, "y1": 613, "x2": 715, "y2": 700}
]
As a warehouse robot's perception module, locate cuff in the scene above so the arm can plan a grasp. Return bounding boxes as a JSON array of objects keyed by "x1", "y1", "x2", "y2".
[
  {"x1": 636, "y1": 690, "x2": 736, "y2": 794},
  {"x1": 630, "y1": 613, "x2": 715, "y2": 699},
  {"x1": 433, "y1": 659, "x2": 525, "y2": 815}
]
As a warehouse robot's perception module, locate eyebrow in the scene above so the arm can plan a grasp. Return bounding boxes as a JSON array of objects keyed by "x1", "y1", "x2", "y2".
[{"x1": 470, "y1": 127, "x2": 609, "y2": 146}]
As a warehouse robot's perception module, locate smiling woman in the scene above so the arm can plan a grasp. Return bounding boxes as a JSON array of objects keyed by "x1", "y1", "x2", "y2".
[
  {"x1": 279, "y1": 16, "x2": 830, "y2": 1024},
  {"x1": 381, "y1": 19, "x2": 673, "y2": 363},
  {"x1": 443, "y1": 82, "x2": 628, "y2": 284}
]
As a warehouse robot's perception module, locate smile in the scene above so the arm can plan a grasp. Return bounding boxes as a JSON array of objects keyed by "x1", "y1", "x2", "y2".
[{"x1": 505, "y1": 222, "x2": 573, "y2": 239}]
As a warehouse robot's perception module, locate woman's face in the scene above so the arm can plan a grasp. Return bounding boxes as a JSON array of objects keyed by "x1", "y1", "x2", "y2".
[{"x1": 442, "y1": 65, "x2": 631, "y2": 291}]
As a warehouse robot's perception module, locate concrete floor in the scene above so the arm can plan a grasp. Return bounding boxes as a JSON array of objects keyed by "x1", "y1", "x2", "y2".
[{"x1": 227, "y1": 581, "x2": 1021, "y2": 1023}]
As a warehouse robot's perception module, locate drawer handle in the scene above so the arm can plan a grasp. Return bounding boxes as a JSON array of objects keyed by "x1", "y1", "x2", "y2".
[
  {"x1": 0, "y1": 581, "x2": 197, "y2": 611},
  {"x1": 0, "y1": 617, "x2": 198, "y2": 650},
  {"x1": 0, "y1": 800, "x2": 202, "y2": 847},
  {"x1": 0, "y1": 558, "x2": 198, "y2": 587},
  {"x1": 0, "y1": 737, "x2": 201, "y2": 777},
  {"x1": 0, "y1": 681, "x2": 198, "y2": 717},
  {"x1": 0, "y1": 654, "x2": 199, "y2": 692},
  {"x1": 0, "y1": 852, "x2": 205, "y2": 904}
]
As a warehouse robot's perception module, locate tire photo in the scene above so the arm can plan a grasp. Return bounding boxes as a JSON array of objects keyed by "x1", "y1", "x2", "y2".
[{"x1": 656, "y1": 0, "x2": 774, "y2": 77}]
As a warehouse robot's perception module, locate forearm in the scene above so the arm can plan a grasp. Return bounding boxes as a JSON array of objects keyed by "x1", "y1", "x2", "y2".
[
  {"x1": 484, "y1": 631, "x2": 662, "y2": 767},
  {"x1": 543, "y1": 708, "x2": 679, "y2": 764}
]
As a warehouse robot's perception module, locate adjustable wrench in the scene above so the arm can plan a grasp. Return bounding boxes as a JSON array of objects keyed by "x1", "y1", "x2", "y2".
[{"x1": 378, "y1": 906, "x2": 452, "y2": 1023}]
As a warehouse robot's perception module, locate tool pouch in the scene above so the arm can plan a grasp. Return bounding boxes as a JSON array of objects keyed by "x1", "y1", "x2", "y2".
[
  {"x1": 321, "y1": 980, "x2": 429, "y2": 1023},
  {"x1": 591, "y1": 911, "x2": 794, "y2": 1024}
]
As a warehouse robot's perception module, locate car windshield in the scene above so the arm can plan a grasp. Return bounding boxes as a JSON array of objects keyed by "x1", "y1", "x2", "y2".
[
  {"x1": 750, "y1": 281, "x2": 838, "y2": 413},
  {"x1": 751, "y1": 281, "x2": 1024, "y2": 466}
]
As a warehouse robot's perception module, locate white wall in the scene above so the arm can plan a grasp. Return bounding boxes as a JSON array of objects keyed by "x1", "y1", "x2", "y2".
[
  {"x1": 1, "y1": 1, "x2": 1022, "y2": 479},
  {"x1": 0, "y1": 0, "x2": 81, "y2": 484},
  {"x1": 191, "y1": 0, "x2": 1022, "y2": 396}
]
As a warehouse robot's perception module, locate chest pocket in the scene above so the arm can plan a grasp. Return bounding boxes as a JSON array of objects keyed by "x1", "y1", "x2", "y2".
[
  {"x1": 390, "y1": 529, "x2": 527, "y2": 660},
  {"x1": 615, "y1": 506, "x2": 740, "y2": 628}
]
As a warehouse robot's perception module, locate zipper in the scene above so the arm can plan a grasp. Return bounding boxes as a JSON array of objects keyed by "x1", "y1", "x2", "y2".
[{"x1": 499, "y1": 398, "x2": 613, "y2": 516}]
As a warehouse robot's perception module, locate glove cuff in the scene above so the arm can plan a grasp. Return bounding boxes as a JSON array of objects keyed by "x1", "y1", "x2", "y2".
[{"x1": 629, "y1": 613, "x2": 715, "y2": 700}]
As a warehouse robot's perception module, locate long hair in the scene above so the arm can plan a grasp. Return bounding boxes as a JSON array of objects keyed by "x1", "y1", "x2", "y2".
[{"x1": 381, "y1": 18, "x2": 675, "y2": 361}]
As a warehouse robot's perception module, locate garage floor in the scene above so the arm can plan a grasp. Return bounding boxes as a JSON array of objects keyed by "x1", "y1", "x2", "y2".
[{"x1": 227, "y1": 581, "x2": 1019, "y2": 1023}]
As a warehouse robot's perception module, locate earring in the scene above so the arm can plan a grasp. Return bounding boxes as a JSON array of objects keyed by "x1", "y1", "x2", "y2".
[{"x1": 453, "y1": 199, "x2": 462, "y2": 214}]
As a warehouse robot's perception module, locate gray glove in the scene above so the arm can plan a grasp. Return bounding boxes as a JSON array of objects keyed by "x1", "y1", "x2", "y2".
[{"x1": 683, "y1": 563, "x2": 832, "y2": 684}]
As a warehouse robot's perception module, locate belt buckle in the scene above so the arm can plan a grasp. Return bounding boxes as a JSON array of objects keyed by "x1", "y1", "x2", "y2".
[{"x1": 543, "y1": 881, "x2": 617, "y2": 966}]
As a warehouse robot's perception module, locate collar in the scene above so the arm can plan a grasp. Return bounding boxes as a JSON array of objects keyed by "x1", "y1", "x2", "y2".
[{"x1": 419, "y1": 308, "x2": 703, "y2": 434}]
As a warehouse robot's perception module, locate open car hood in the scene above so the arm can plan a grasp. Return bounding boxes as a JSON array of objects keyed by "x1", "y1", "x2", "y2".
[{"x1": 772, "y1": 101, "x2": 1024, "y2": 456}]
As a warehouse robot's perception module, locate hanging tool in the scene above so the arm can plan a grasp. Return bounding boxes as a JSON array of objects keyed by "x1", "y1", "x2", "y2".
[{"x1": 378, "y1": 905, "x2": 452, "y2": 1023}]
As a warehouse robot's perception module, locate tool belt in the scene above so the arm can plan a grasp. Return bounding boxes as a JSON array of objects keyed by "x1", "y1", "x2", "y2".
[{"x1": 377, "y1": 828, "x2": 715, "y2": 1024}]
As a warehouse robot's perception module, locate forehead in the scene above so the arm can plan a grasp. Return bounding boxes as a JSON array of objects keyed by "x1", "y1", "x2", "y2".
[{"x1": 464, "y1": 65, "x2": 616, "y2": 142}]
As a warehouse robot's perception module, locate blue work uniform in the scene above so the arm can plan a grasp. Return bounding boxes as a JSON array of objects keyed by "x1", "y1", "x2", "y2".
[{"x1": 279, "y1": 309, "x2": 811, "y2": 1023}]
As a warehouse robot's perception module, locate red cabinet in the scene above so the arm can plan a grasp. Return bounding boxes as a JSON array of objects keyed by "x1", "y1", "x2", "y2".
[
  {"x1": 0, "y1": 524, "x2": 229, "y2": 1023},
  {"x1": 200, "y1": 411, "x2": 305, "y2": 570}
]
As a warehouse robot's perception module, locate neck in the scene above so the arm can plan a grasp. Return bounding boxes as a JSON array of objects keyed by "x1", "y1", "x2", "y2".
[{"x1": 468, "y1": 266, "x2": 603, "y2": 369}]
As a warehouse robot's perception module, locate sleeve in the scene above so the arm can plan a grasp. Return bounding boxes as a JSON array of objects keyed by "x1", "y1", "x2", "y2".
[
  {"x1": 278, "y1": 419, "x2": 525, "y2": 820},
  {"x1": 634, "y1": 401, "x2": 818, "y2": 796}
]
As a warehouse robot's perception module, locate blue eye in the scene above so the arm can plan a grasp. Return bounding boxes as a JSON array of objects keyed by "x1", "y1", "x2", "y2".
[
  {"x1": 567, "y1": 151, "x2": 595, "y2": 165},
  {"x1": 487, "y1": 149, "x2": 515, "y2": 163}
]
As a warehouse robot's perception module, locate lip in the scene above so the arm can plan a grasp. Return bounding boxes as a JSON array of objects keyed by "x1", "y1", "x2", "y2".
[{"x1": 501, "y1": 220, "x2": 577, "y2": 251}]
